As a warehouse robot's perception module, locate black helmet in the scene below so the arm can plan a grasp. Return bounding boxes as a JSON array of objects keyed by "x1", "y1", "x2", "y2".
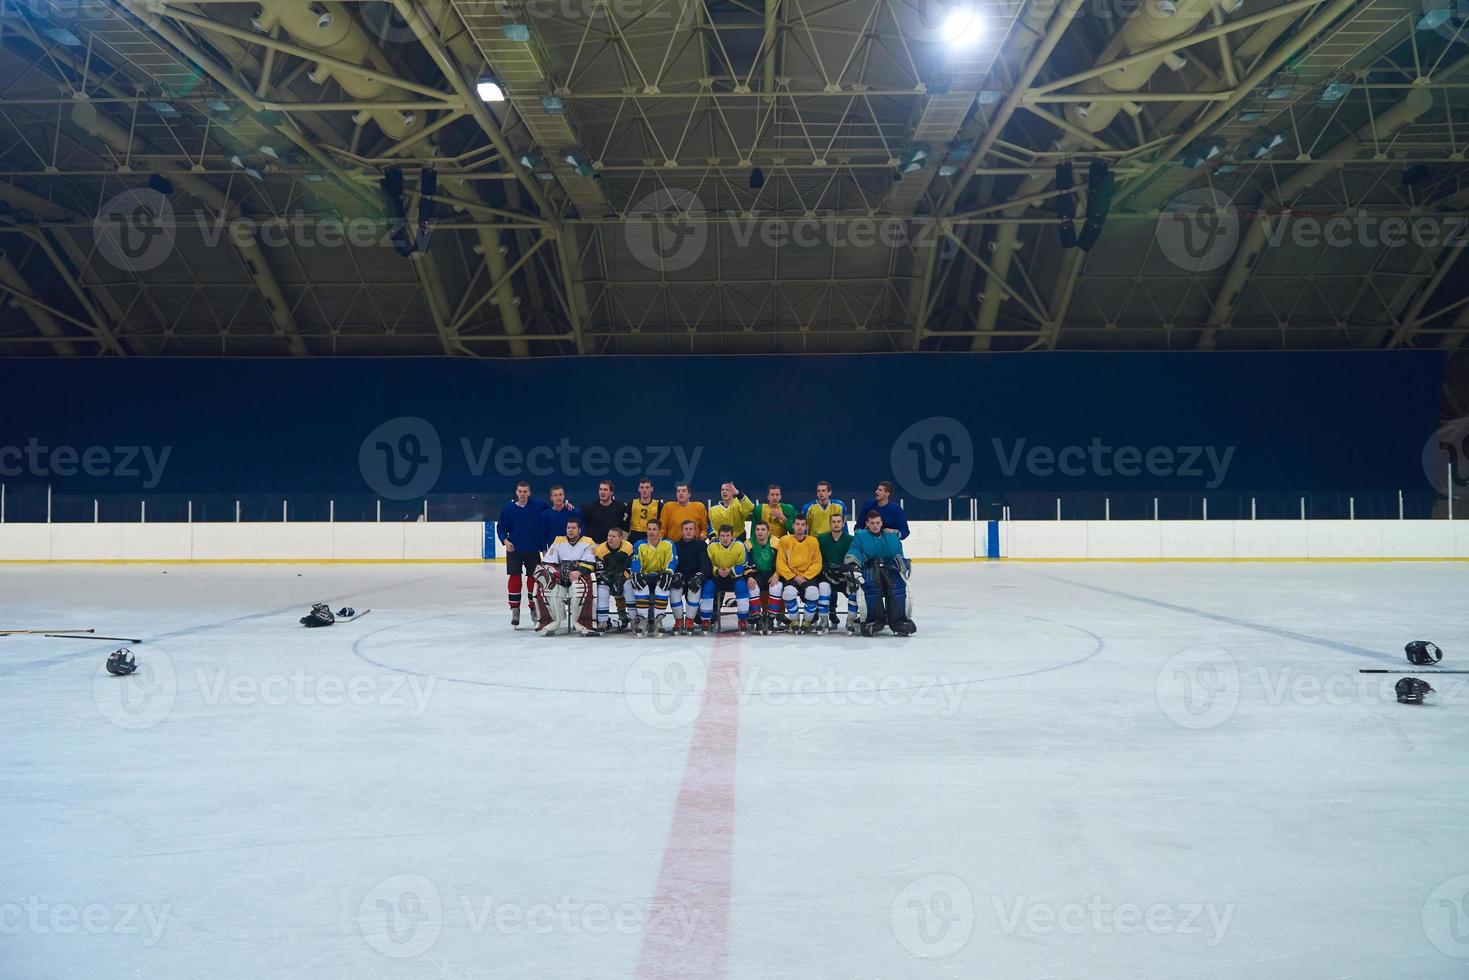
[
  {"x1": 1396, "y1": 676, "x2": 1435, "y2": 705},
  {"x1": 105, "y1": 648, "x2": 137, "y2": 676},
  {"x1": 1405, "y1": 640, "x2": 1443, "y2": 666}
]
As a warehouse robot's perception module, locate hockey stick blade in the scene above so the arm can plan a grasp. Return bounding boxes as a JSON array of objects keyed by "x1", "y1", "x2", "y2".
[{"x1": 1359, "y1": 669, "x2": 1469, "y2": 674}]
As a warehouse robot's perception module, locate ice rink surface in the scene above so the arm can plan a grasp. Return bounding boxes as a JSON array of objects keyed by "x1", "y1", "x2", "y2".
[{"x1": 3, "y1": 560, "x2": 1469, "y2": 979}]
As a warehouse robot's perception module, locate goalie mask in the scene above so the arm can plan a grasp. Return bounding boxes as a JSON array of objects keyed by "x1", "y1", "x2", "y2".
[
  {"x1": 1396, "y1": 676, "x2": 1435, "y2": 705},
  {"x1": 105, "y1": 648, "x2": 137, "y2": 675},
  {"x1": 299, "y1": 602, "x2": 335, "y2": 628},
  {"x1": 1405, "y1": 640, "x2": 1442, "y2": 666}
]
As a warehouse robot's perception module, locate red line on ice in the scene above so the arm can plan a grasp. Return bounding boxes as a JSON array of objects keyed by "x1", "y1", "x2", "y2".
[{"x1": 635, "y1": 634, "x2": 742, "y2": 980}]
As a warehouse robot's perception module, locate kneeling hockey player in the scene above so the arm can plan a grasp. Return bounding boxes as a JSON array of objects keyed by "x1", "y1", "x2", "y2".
[
  {"x1": 703, "y1": 525, "x2": 751, "y2": 632},
  {"x1": 630, "y1": 519, "x2": 677, "y2": 637},
  {"x1": 533, "y1": 518, "x2": 596, "y2": 636},
  {"x1": 845, "y1": 510, "x2": 916, "y2": 636},
  {"x1": 777, "y1": 516, "x2": 831, "y2": 634},
  {"x1": 594, "y1": 525, "x2": 635, "y2": 632},
  {"x1": 670, "y1": 519, "x2": 713, "y2": 634}
]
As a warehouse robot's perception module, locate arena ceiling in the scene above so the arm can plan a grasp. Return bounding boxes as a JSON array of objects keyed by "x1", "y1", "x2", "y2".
[{"x1": 0, "y1": 0, "x2": 1466, "y2": 407}]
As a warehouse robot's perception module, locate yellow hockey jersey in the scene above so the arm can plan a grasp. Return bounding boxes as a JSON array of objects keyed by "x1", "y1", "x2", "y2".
[
  {"x1": 707, "y1": 539, "x2": 748, "y2": 574},
  {"x1": 803, "y1": 498, "x2": 846, "y2": 534},
  {"x1": 754, "y1": 502, "x2": 795, "y2": 538},
  {"x1": 628, "y1": 497, "x2": 664, "y2": 533},
  {"x1": 708, "y1": 495, "x2": 754, "y2": 538},
  {"x1": 776, "y1": 533, "x2": 822, "y2": 579},
  {"x1": 659, "y1": 500, "x2": 708, "y2": 540},
  {"x1": 631, "y1": 538, "x2": 675, "y2": 574}
]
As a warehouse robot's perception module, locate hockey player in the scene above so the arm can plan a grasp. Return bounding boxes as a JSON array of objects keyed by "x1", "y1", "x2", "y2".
[
  {"x1": 818, "y1": 511, "x2": 858, "y2": 631},
  {"x1": 594, "y1": 525, "x2": 635, "y2": 632},
  {"x1": 753, "y1": 484, "x2": 797, "y2": 539},
  {"x1": 628, "y1": 479, "x2": 663, "y2": 545},
  {"x1": 776, "y1": 515, "x2": 831, "y2": 634},
  {"x1": 708, "y1": 482, "x2": 755, "y2": 541},
  {"x1": 702, "y1": 525, "x2": 751, "y2": 632},
  {"x1": 670, "y1": 519, "x2": 713, "y2": 634},
  {"x1": 856, "y1": 480, "x2": 910, "y2": 539},
  {"x1": 801, "y1": 480, "x2": 845, "y2": 535},
  {"x1": 533, "y1": 518, "x2": 596, "y2": 636},
  {"x1": 744, "y1": 520, "x2": 781, "y2": 633},
  {"x1": 498, "y1": 481, "x2": 548, "y2": 628},
  {"x1": 660, "y1": 483, "x2": 709, "y2": 541},
  {"x1": 580, "y1": 480, "x2": 629, "y2": 545},
  {"x1": 629, "y1": 518, "x2": 677, "y2": 636},
  {"x1": 540, "y1": 485, "x2": 583, "y2": 548},
  {"x1": 846, "y1": 510, "x2": 916, "y2": 636}
]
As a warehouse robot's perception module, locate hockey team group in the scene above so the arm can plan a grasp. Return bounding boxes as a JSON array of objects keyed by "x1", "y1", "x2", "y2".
[{"x1": 496, "y1": 479, "x2": 918, "y2": 638}]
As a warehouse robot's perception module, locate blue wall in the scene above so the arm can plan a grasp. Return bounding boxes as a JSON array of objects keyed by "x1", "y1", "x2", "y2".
[{"x1": 0, "y1": 353, "x2": 1446, "y2": 515}]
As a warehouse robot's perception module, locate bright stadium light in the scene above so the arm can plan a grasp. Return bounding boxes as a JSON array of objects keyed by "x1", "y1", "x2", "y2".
[
  {"x1": 939, "y1": 6, "x2": 986, "y2": 47},
  {"x1": 476, "y1": 73, "x2": 506, "y2": 103}
]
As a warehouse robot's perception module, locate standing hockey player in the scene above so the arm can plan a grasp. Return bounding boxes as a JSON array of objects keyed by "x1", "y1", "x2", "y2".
[
  {"x1": 856, "y1": 480, "x2": 910, "y2": 539},
  {"x1": 703, "y1": 525, "x2": 751, "y2": 632},
  {"x1": 802, "y1": 481, "x2": 845, "y2": 535},
  {"x1": 670, "y1": 519, "x2": 713, "y2": 634},
  {"x1": 818, "y1": 511, "x2": 858, "y2": 632},
  {"x1": 753, "y1": 484, "x2": 797, "y2": 539},
  {"x1": 533, "y1": 518, "x2": 597, "y2": 636},
  {"x1": 628, "y1": 479, "x2": 663, "y2": 545},
  {"x1": 660, "y1": 483, "x2": 709, "y2": 541},
  {"x1": 776, "y1": 516, "x2": 830, "y2": 634},
  {"x1": 745, "y1": 521, "x2": 781, "y2": 633},
  {"x1": 540, "y1": 485, "x2": 583, "y2": 548},
  {"x1": 709, "y1": 482, "x2": 755, "y2": 541},
  {"x1": 498, "y1": 481, "x2": 548, "y2": 628},
  {"x1": 594, "y1": 526, "x2": 635, "y2": 632},
  {"x1": 580, "y1": 480, "x2": 629, "y2": 545},
  {"x1": 630, "y1": 519, "x2": 677, "y2": 637},
  {"x1": 846, "y1": 510, "x2": 916, "y2": 636}
]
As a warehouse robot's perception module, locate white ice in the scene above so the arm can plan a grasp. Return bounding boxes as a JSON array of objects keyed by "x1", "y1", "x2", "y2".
[{"x1": 2, "y1": 561, "x2": 1468, "y2": 979}]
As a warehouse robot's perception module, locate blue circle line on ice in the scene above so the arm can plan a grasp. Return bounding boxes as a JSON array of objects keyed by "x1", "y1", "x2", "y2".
[{"x1": 350, "y1": 610, "x2": 1106, "y2": 695}]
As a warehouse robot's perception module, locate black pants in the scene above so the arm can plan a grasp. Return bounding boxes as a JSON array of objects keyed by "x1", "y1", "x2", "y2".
[{"x1": 506, "y1": 551, "x2": 540, "y2": 579}]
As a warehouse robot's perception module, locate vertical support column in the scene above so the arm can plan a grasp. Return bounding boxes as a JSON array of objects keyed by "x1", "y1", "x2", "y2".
[
  {"x1": 1105, "y1": 498, "x2": 1110, "y2": 521},
  {"x1": 47, "y1": 485, "x2": 52, "y2": 524},
  {"x1": 1056, "y1": 497, "x2": 1061, "y2": 521},
  {"x1": 1300, "y1": 497, "x2": 1306, "y2": 520},
  {"x1": 94, "y1": 500, "x2": 99, "y2": 523},
  {"x1": 141, "y1": 500, "x2": 146, "y2": 523},
  {"x1": 1398, "y1": 490, "x2": 1404, "y2": 520},
  {"x1": 236, "y1": 500, "x2": 241, "y2": 522},
  {"x1": 1349, "y1": 497, "x2": 1355, "y2": 520},
  {"x1": 1251, "y1": 497, "x2": 1256, "y2": 520}
]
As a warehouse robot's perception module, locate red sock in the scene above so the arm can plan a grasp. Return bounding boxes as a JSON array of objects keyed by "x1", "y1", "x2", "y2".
[{"x1": 508, "y1": 574, "x2": 522, "y2": 609}]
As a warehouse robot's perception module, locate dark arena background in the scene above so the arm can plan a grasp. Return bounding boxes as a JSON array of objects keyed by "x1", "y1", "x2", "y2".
[{"x1": 2, "y1": 0, "x2": 1469, "y2": 977}]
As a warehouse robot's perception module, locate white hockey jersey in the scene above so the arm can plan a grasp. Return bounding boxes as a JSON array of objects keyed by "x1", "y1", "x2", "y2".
[{"x1": 542, "y1": 536, "x2": 596, "y2": 571}]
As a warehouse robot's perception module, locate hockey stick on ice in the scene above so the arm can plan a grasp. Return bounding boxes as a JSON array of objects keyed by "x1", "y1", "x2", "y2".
[
  {"x1": 1359, "y1": 669, "x2": 1469, "y2": 674},
  {"x1": 2, "y1": 628, "x2": 95, "y2": 636},
  {"x1": 44, "y1": 634, "x2": 143, "y2": 643}
]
